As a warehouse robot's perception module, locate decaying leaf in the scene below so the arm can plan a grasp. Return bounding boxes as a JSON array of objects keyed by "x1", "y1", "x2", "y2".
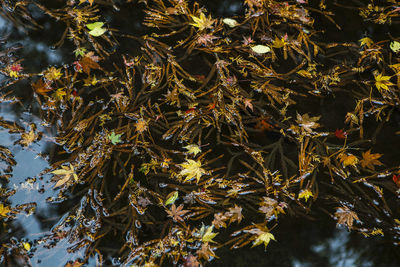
[
  {"x1": 166, "y1": 204, "x2": 189, "y2": 222},
  {"x1": 335, "y1": 206, "x2": 359, "y2": 229}
]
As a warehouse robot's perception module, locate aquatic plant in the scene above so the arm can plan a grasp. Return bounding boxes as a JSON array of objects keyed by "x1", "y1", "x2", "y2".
[{"x1": 0, "y1": 0, "x2": 400, "y2": 266}]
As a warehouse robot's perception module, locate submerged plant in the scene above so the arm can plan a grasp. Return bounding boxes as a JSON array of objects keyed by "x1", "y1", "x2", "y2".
[{"x1": 0, "y1": 0, "x2": 400, "y2": 266}]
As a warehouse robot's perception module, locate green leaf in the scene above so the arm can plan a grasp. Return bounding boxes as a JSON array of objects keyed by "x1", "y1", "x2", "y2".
[
  {"x1": 86, "y1": 22, "x2": 107, "y2": 37},
  {"x1": 86, "y1": 22, "x2": 104, "y2": 30},
  {"x1": 165, "y1": 191, "x2": 179, "y2": 206},
  {"x1": 108, "y1": 131, "x2": 122, "y2": 145},
  {"x1": 390, "y1": 41, "x2": 400, "y2": 53}
]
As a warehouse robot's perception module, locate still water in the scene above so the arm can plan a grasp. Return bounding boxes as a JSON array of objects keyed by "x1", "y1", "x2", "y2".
[{"x1": 0, "y1": 1, "x2": 400, "y2": 266}]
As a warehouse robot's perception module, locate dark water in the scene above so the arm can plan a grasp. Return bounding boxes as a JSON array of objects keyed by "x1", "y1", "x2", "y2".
[{"x1": 0, "y1": 1, "x2": 400, "y2": 266}]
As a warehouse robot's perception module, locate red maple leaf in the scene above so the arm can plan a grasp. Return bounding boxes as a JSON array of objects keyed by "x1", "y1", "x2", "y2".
[{"x1": 335, "y1": 129, "x2": 347, "y2": 139}]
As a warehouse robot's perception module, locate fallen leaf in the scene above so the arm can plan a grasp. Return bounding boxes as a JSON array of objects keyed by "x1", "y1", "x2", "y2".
[
  {"x1": 223, "y1": 18, "x2": 238, "y2": 27},
  {"x1": 338, "y1": 153, "x2": 358, "y2": 167},
  {"x1": 251, "y1": 45, "x2": 271, "y2": 54},
  {"x1": 51, "y1": 164, "x2": 79, "y2": 188},
  {"x1": 86, "y1": 21, "x2": 107, "y2": 37},
  {"x1": 179, "y1": 159, "x2": 206, "y2": 183},
  {"x1": 165, "y1": 191, "x2": 178, "y2": 206},
  {"x1": 390, "y1": 40, "x2": 400, "y2": 53},
  {"x1": 360, "y1": 149, "x2": 383, "y2": 170},
  {"x1": 0, "y1": 204, "x2": 11, "y2": 217},
  {"x1": 184, "y1": 144, "x2": 201, "y2": 156}
]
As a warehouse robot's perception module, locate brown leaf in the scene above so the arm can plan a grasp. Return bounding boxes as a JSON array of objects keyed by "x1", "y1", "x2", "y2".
[
  {"x1": 335, "y1": 206, "x2": 359, "y2": 229},
  {"x1": 32, "y1": 79, "x2": 52, "y2": 96},
  {"x1": 79, "y1": 53, "x2": 100, "y2": 75},
  {"x1": 360, "y1": 149, "x2": 383, "y2": 170},
  {"x1": 166, "y1": 204, "x2": 189, "y2": 222}
]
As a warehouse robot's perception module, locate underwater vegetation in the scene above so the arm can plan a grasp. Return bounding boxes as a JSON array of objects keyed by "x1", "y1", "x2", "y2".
[{"x1": 0, "y1": 0, "x2": 400, "y2": 266}]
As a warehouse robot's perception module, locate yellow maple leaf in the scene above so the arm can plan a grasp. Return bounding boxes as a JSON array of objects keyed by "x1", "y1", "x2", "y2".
[
  {"x1": 45, "y1": 67, "x2": 62, "y2": 81},
  {"x1": 201, "y1": 225, "x2": 218, "y2": 243},
  {"x1": 0, "y1": 204, "x2": 11, "y2": 217},
  {"x1": 359, "y1": 37, "x2": 373, "y2": 48},
  {"x1": 190, "y1": 12, "x2": 215, "y2": 31},
  {"x1": 20, "y1": 128, "x2": 38, "y2": 146},
  {"x1": 298, "y1": 189, "x2": 313, "y2": 202},
  {"x1": 338, "y1": 153, "x2": 358, "y2": 167},
  {"x1": 252, "y1": 231, "x2": 275, "y2": 248},
  {"x1": 51, "y1": 164, "x2": 79, "y2": 188},
  {"x1": 360, "y1": 149, "x2": 383, "y2": 170},
  {"x1": 179, "y1": 159, "x2": 206, "y2": 183},
  {"x1": 184, "y1": 144, "x2": 201, "y2": 156},
  {"x1": 375, "y1": 73, "x2": 393, "y2": 92},
  {"x1": 272, "y1": 36, "x2": 286, "y2": 48}
]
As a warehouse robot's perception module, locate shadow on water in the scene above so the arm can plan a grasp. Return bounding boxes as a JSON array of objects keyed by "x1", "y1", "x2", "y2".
[{"x1": 0, "y1": 0, "x2": 400, "y2": 266}]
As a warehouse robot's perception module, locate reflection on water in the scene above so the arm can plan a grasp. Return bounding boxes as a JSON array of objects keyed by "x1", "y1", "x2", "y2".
[{"x1": 0, "y1": 1, "x2": 400, "y2": 266}]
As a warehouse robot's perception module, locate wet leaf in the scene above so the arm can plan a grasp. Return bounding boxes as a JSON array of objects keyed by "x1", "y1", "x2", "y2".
[
  {"x1": 360, "y1": 149, "x2": 383, "y2": 170},
  {"x1": 201, "y1": 225, "x2": 218, "y2": 243},
  {"x1": 251, "y1": 45, "x2": 271, "y2": 54},
  {"x1": 252, "y1": 231, "x2": 275, "y2": 248},
  {"x1": 108, "y1": 131, "x2": 122, "y2": 145},
  {"x1": 51, "y1": 164, "x2": 78, "y2": 188},
  {"x1": 335, "y1": 206, "x2": 359, "y2": 229},
  {"x1": 165, "y1": 191, "x2": 178, "y2": 206},
  {"x1": 23, "y1": 242, "x2": 31, "y2": 251},
  {"x1": 390, "y1": 40, "x2": 400, "y2": 53},
  {"x1": 298, "y1": 189, "x2": 313, "y2": 202},
  {"x1": 166, "y1": 204, "x2": 189, "y2": 222},
  {"x1": 190, "y1": 12, "x2": 215, "y2": 31},
  {"x1": 86, "y1": 22, "x2": 107, "y2": 36},
  {"x1": 0, "y1": 204, "x2": 11, "y2": 217},
  {"x1": 338, "y1": 153, "x2": 359, "y2": 168},
  {"x1": 179, "y1": 159, "x2": 206, "y2": 183},
  {"x1": 375, "y1": 73, "x2": 393, "y2": 92},
  {"x1": 32, "y1": 79, "x2": 52, "y2": 96},
  {"x1": 184, "y1": 144, "x2": 201, "y2": 156},
  {"x1": 223, "y1": 18, "x2": 238, "y2": 28}
]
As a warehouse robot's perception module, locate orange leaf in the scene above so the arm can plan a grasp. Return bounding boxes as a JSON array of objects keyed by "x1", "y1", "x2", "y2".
[
  {"x1": 360, "y1": 149, "x2": 383, "y2": 170},
  {"x1": 32, "y1": 79, "x2": 52, "y2": 96}
]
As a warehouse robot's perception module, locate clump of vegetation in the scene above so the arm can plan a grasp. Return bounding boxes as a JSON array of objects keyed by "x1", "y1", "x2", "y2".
[{"x1": 0, "y1": 0, "x2": 400, "y2": 266}]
